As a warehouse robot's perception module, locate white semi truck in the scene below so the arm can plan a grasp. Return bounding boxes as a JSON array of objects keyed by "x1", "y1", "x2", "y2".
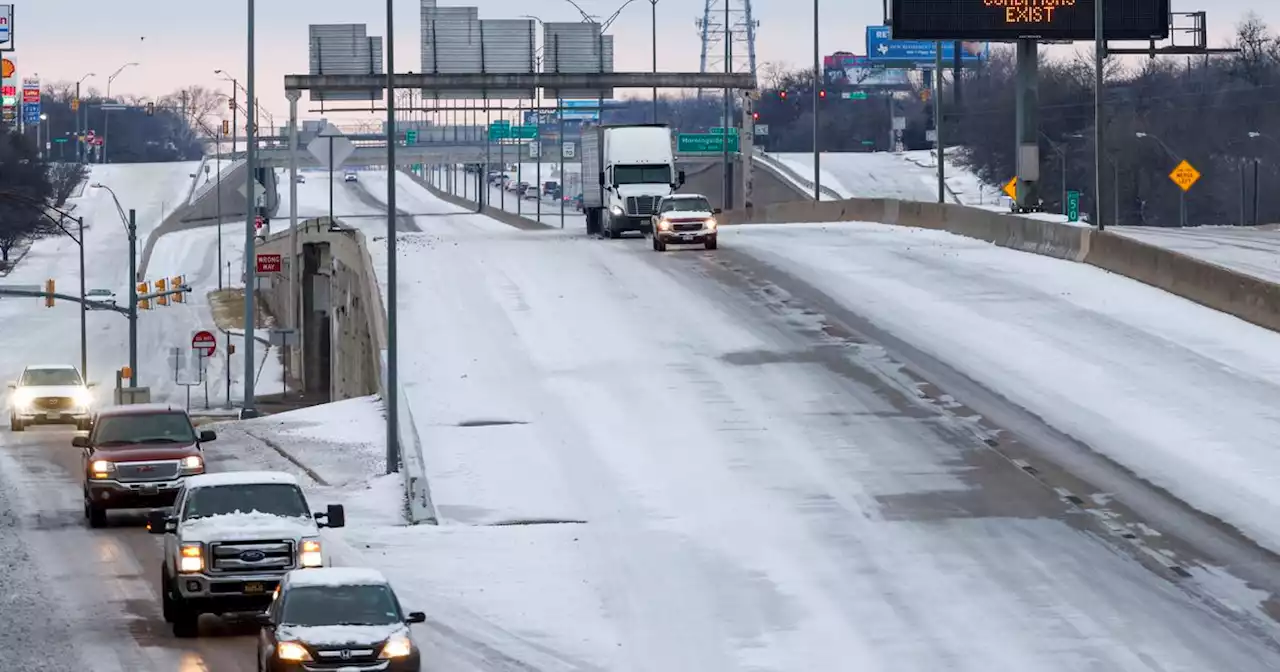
[{"x1": 579, "y1": 124, "x2": 685, "y2": 238}]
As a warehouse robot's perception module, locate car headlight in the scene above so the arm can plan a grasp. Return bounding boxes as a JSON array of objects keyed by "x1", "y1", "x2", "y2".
[
  {"x1": 609, "y1": 205, "x2": 623, "y2": 216},
  {"x1": 705, "y1": 218, "x2": 717, "y2": 230},
  {"x1": 379, "y1": 634, "x2": 413, "y2": 659},
  {"x1": 657, "y1": 219, "x2": 671, "y2": 231},
  {"x1": 299, "y1": 538, "x2": 323, "y2": 567},
  {"x1": 180, "y1": 455, "x2": 204, "y2": 474},
  {"x1": 90, "y1": 460, "x2": 114, "y2": 479},
  {"x1": 277, "y1": 641, "x2": 312, "y2": 661},
  {"x1": 12, "y1": 388, "x2": 34, "y2": 408},
  {"x1": 72, "y1": 388, "x2": 93, "y2": 409},
  {"x1": 178, "y1": 542, "x2": 204, "y2": 573}
]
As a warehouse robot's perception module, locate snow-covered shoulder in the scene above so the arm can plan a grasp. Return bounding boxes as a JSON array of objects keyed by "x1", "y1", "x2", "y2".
[
  {"x1": 287, "y1": 567, "x2": 388, "y2": 588},
  {"x1": 185, "y1": 471, "x2": 299, "y2": 488}
]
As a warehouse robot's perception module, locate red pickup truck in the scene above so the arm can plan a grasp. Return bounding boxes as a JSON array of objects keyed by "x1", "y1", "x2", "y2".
[{"x1": 74, "y1": 404, "x2": 217, "y2": 528}]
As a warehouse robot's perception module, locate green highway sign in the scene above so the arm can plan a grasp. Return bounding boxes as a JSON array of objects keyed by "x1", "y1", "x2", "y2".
[
  {"x1": 510, "y1": 125, "x2": 538, "y2": 139},
  {"x1": 412, "y1": 163, "x2": 423, "y2": 172},
  {"x1": 53, "y1": 138, "x2": 68, "y2": 143},
  {"x1": 488, "y1": 123, "x2": 510, "y2": 140},
  {"x1": 677, "y1": 133, "x2": 739, "y2": 153},
  {"x1": 842, "y1": 91, "x2": 868, "y2": 100},
  {"x1": 405, "y1": 129, "x2": 417, "y2": 144},
  {"x1": 1066, "y1": 190, "x2": 1081, "y2": 223}
]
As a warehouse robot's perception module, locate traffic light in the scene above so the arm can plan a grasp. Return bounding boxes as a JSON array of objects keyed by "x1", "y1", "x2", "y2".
[
  {"x1": 146, "y1": 102, "x2": 155, "y2": 116},
  {"x1": 171, "y1": 276, "x2": 185, "y2": 303},
  {"x1": 229, "y1": 98, "x2": 236, "y2": 110},
  {"x1": 44, "y1": 279, "x2": 54, "y2": 308},
  {"x1": 155, "y1": 277, "x2": 168, "y2": 306},
  {"x1": 819, "y1": 89, "x2": 827, "y2": 99},
  {"x1": 752, "y1": 112, "x2": 760, "y2": 121},
  {"x1": 779, "y1": 90, "x2": 787, "y2": 100},
  {"x1": 137, "y1": 282, "x2": 150, "y2": 310},
  {"x1": 221, "y1": 119, "x2": 230, "y2": 135}
]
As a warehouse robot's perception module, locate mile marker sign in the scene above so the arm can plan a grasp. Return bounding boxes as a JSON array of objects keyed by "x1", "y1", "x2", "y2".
[{"x1": 192, "y1": 330, "x2": 217, "y2": 357}]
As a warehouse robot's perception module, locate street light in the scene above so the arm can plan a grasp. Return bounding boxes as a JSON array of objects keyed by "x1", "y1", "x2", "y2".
[
  {"x1": 89, "y1": 182, "x2": 139, "y2": 387},
  {"x1": 1135, "y1": 131, "x2": 1187, "y2": 227},
  {"x1": 214, "y1": 69, "x2": 241, "y2": 154},
  {"x1": 37, "y1": 113, "x2": 47, "y2": 160},
  {"x1": 649, "y1": 0, "x2": 658, "y2": 122},
  {"x1": 103, "y1": 63, "x2": 139, "y2": 164},
  {"x1": 76, "y1": 73, "x2": 95, "y2": 163},
  {"x1": 1040, "y1": 132, "x2": 1084, "y2": 212}
]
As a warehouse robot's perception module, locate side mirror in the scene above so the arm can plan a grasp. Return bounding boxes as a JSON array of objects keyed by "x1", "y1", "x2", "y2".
[
  {"x1": 254, "y1": 612, "x2": 274, "y2": 627},
  {"x1": 145, "y1": 509, "x2": 171, "y2": 535},
  {"x1": 71, "y1": 436, "x2": 90, "y2": 448},
  {"x1": 713, "y1": 208, "x2": 722, "y2": 215},
  {"x1": 406, "y1": 611, "x2": 426, "y2": 624},
  {"x1": 317, "y1": 503, "x2": 345, "y2": 528},
  {"x1": 677, "y1": 170, "x2": 686, "y2": 186},
  {"x1": 198, "y1": 429, "x2": 217, "y2": 442}
]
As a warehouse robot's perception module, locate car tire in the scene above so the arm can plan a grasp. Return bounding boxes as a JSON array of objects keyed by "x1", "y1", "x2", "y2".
[
  {"x1": 171, "y1": 600, "x2": 199, "y2": 638},
  {"x1": 86, "y1": 500, "x2": 107, "y2": 528},
  {"x1": 161, "y1": 569, "x2": 175, "y2": 623},
  {"x1": 653, "y1": 236, "x2": 666, "y2": 252},
  {"x1": 705, "y1": 235, "x2": 718, "y2": 251}
]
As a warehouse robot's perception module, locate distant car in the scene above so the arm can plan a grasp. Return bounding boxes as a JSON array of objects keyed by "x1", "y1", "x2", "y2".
[
  {"x1": 85, "y1": 288, "x2": 117, "y2": 310},
  {"x1": 7, "y1": 364, "x2": 96, "y2": 431},
  {"x1": 295, "y1": 174, "x2": 306, "y2": 184},
  {"x1": 343, "y1": 171, "x2": 358, "y2": 182},
  {"x1": 256, "y1": 567, "x2": 425, "y2": 671},
  {"x1": 651, "y1": 193, "x2": 720, "y2": 252}
]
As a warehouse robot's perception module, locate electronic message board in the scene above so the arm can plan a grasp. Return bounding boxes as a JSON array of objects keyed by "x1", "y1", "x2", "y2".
[{"x1": 890, "y1": 0, "x2": 1170, "y2": 41}]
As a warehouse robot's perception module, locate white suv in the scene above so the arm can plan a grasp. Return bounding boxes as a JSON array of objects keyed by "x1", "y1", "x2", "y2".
[{"x1": 7, "y1": 364, "x2": 96, "y2": 431}]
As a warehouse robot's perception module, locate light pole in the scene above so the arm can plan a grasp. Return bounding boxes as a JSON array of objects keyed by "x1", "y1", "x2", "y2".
[
  {"x1": 242, "y1": 0, "x2": 260, "y2": 418},
  {"x1": 37, "y1": 113, "x2": 47, "y2": 159},
  {"x1": 813, "y1": 0, "x2": 821, "y2": 201},
  {"x1": 385, "y1": 0, "x2": 401, "y2": 473},
  {"x1": 103, "y1": 62, "x2": 139, "y2": 164},
  {"x1": 650, "y1": 0, "x2": 658, "y2": 122},
  {"x1": 215, "y1": 70, "x2": 240, "y2": 154},
  {"x1": 1040, "y1": 132, "x2": 1084, "y2": 212},
  {"x1": 75, "y1": 73, "x2": 95, "y2": 163},
  {"x1": 89, "y1": 182, "x2": 139, "y2": 387},
  {"x1": 1246, "y1": 132, "x2": 1274, "y2": 226},
  {"x1": 1135, "y1": 131, "x2": 1186, "y2": 227}
]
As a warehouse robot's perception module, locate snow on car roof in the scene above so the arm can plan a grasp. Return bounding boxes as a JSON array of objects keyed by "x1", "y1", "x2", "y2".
[
  {"x1": 186, "y1": 471, "x2": 299, "y2": 488},
  {"x1": 286, "y1": 567, "x2": 389, "y2": 588},
  {"x1": 25, "y1": 363, "x2": 78, "y2": 370}
]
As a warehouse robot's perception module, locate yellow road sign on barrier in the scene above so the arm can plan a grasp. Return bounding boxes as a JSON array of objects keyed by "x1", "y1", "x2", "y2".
[{"x1": 1002, "y1": 177, "x2": 1017, "y2": 200}]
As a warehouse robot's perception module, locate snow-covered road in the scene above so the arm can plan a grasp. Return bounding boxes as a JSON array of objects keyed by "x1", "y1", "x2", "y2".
[
  {"x1": 363, "y1": 186, "x2": 1280, "y2": 668},
  {"x1": 1112, "y1": 224, "x2": 1280, "y2": 285}
]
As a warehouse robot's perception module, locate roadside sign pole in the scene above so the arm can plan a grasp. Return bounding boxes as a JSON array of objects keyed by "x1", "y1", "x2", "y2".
[
  {"x1": 128, "y1": 209, "x2": 138, "y2": 387},
  {"x1": 79, "y1": 216, "x2": 87, "y2": 378}
]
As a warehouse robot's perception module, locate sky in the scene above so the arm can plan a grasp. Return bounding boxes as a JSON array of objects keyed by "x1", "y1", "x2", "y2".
[{"x1": 10, "y1": 0, "x2": 1276, "y2": 121}]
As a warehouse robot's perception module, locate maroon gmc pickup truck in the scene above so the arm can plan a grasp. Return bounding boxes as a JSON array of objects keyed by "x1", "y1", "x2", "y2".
[{"x1": 74, "y1": 404, "x2": 217, "y2": 527}]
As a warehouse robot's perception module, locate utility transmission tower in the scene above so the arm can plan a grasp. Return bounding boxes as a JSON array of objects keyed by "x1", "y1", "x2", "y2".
[{"x1": 697, "y1": 0, "x2": 758, "y2": 97}]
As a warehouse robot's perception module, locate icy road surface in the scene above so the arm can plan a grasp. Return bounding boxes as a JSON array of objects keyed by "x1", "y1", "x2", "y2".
[{"x1": 361, "y1": 193, "x2": 1280, "y2": 669}]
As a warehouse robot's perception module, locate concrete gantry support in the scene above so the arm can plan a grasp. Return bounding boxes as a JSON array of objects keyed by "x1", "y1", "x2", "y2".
[
  {"x1": 1014, "y1": 40, "x2": 1041, "y2": 210},
  {"x1": 287, "y1": 89, "x2": 303, "y2": 394},
  {"x1": 283, "y1": 72, "x2": 757, "y2": 93}
]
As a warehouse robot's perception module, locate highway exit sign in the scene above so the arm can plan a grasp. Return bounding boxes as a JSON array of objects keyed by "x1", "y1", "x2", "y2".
[{"x1": 677, "y1": 133, "x2": 739, "y2": 153}]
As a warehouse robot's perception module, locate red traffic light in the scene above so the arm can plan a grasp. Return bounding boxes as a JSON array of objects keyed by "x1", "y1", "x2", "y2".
[
  {"x1": 752, "y1": 112, "x2": 760, "y2": 120},
  {"x1": 819, "y1": 89, "x2": 827, "y2": 98},
  {"x1": 779, "y1": 90, "x2": 787, "y2": 99}
]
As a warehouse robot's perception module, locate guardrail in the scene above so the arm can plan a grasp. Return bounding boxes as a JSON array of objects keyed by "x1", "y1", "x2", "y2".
[{"x1": 380, "y1": 350, "x2": 438, "y2": 524}]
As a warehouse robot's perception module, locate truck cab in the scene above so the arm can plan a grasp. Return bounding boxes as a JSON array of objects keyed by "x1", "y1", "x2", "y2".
[
  {"x1": 148, "y1": 471, "x2": 346, "y2": 638},
  {"x1": 580, "y1": 124, "x2": 685, "y2": 238}
]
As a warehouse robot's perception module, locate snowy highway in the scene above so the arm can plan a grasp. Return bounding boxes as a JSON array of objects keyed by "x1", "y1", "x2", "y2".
[{"x1": 7, "y1": 163, "x2": 1280, "y2": 669}]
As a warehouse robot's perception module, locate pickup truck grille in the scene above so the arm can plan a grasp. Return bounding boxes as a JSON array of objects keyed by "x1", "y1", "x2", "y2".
[
  {"x1": 115, "y1": 460, "x2": 181, "y2": 482},
  {"x1": 210, "y1": 540, "x2": 295, "y2": 573},
  {"x1": 626, "y1": 196, "x2": 659, "y2": 216}
]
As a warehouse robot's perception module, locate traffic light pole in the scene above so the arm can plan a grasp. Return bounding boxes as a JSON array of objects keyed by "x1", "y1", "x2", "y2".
[
  {"x1": 79, "y1": 217, "x2": 87, "y2": 378},
  {"x1": 128, "y1": 208, "x2": 138, "y2": 387}
]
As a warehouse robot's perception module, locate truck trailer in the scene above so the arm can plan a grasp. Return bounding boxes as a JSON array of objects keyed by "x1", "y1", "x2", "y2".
[{"x1": 579, "y1": 124, "x2": 685, "y2": 238}]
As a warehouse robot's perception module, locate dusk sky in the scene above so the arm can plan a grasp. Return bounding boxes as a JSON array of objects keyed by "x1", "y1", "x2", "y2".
[{"x1": 12, "y1": 0, "x2": 1276, "y2": 119}]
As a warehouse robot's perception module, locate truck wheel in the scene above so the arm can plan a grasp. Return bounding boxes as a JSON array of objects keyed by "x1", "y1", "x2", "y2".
[
  {"x1": 653, "y1": 236, "x2": 666, "y2": 252},
  {"x1": 171, "y1": 600, "x2": 200, "y2": 638},
  {"x1": 606, "y1": 216, "x2": 621, "y2": 239},
  {"x1": 9, "y1": 414, "x2": 22, "y2": 431},
  {"x1": 86, "y1": 500, "x2": 107, "y2": 528},
  {"x1": 161, "y1": 568, "x2": 175, "y2": 623},
  {"x1": 704, "y1": 235, "x2": 718, "y2": 251}
]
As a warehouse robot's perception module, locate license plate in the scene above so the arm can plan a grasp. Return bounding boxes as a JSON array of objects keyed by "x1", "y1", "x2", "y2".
[
  {"x1": 45, "y1": 411, "x2": 59, "y2": 420},
  {"x1": 680, "y1": 234, "x2": 694, "y2": 241},
  {"x1": 141, "y1": 485, "x2": 159, "y2": 495},
  {"x1": 244, "y1": 582, "x2": 264, "y2": 594}
]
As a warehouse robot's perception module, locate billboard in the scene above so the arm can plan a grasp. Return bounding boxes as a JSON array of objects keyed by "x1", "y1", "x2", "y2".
[
  {"x1": 866, "y1": 25, "x2": 987, "y2": 64},
  {"x1": 890, "y1": 0, "x2": 1170, "y2": 41},
  {"x1": 20, "y1": 76, "x2": 35, "y2": 124},
  {"x1": 0, "y1": 5, "x2": 12, "y2": 52},
  {"x1": 823, "y1": 54, "x2": 912, "y2": 90}
]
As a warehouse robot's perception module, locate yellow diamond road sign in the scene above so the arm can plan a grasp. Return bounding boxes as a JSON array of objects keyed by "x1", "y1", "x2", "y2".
[
  {"x1": 1169, "y1": 160, "x2": 1201, "y2": 191},
  {"x1": 1002, "y1": 177, "x2": 1017, "y2": 200}
]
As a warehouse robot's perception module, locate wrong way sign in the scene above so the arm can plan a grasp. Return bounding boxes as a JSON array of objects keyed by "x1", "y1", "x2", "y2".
[{"x1": 191, "y1": 330, "x2": 216, "y2": 356}]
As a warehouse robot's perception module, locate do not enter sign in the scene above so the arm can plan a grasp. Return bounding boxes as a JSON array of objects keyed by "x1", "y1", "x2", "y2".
[{"x1": 192, "y1": 330, "x2": 217, "y2": 356}]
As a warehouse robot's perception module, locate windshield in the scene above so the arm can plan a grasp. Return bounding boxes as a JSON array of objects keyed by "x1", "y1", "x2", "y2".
[
  {"x1": 21, "y1": 368, "x2": 82, "y2": 386},
  {"x1": 93, "y1": 412, "x2": 196, "y2": 446},
  {"x1": 661, "y1": 198, "x2": 712, "y2": 213},
  {"x1": 613, "y1": 165, "x2": 671, "y2": 186},
  {"x1": 184, "y1": 483, "x2": 309, "y2": 519},
  {"x1": 280, "y1": 584, "x2": 402, "y2": 627}
]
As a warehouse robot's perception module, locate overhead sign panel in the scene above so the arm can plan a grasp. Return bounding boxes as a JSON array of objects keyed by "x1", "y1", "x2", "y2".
[
  {"x1": 542, "y1": 23, "x2": 614, "y2": 100},
  {"x1": 889, "y1": 0, "x2": 1171, "y2": 41},
  {"x1": 307, "y1": 23, "x2": 384, "y2": 102},
  {"x1": 865, "y1": 25, "x2": 987, "y2": 64},
  {"x1": 0, "y1": 5, "x2": 12, "y2": 52}
]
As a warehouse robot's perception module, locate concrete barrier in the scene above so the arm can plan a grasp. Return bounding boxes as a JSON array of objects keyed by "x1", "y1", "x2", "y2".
[{"x1": 723, "y1": 196, "x2": 1280, "y2": 334}]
